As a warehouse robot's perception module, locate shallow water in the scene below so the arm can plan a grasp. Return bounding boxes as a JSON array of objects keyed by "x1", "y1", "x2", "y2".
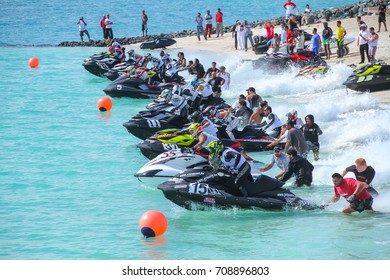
[{"x1": 1, "y1": 46, "x2": 390, "y2": 260}]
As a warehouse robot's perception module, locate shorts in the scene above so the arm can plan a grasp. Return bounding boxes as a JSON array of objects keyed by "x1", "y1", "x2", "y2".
[
  {"x1": 379, "y1": 13, "x2": 386, "y2": 23},
  {"x1": 350, "y1": 197, "x2": 373, "y2": 213},
  {"x1": 322, "y1": 38, "x2": 330, "y2": 45}
]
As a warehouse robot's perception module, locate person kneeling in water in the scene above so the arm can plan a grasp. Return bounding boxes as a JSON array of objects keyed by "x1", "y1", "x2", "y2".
[
  {"x1": 198, "y1": 140, "x2": 253, "y2": 197},
  {"x1": 279, "y1": 148, "x2": 313, "y2": 186}
]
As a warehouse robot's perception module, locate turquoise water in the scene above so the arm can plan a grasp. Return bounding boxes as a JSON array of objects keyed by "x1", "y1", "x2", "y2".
[
  {"x1": 1, "y1": 0, "x2": 390, "y2": 260},
  {"x1": 1, "y1": 47, "x2": 390, "y2": 260}
]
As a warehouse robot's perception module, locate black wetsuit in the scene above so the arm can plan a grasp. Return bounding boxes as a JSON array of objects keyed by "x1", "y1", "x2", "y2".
[
  {"x1": 280, "y1": 155, "x2": 314, "y2": 186},
  {"x1": 301, "y1": 123, "x2": 322, "y2": 150},
  {"x1": 208, "y1": 77, "x2": 224, "y2": 94}
]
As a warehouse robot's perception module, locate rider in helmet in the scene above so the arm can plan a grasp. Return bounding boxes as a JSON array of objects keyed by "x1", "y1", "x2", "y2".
[
  {"x1": 190, "y1": 124, "x2": 219, "y2": 153},
  {"x1": 199, "y1": 140, "x2": 253, "y2": 197},
  {"x1": 189, "y1": 111, "x2": 218, "y2": 136}
]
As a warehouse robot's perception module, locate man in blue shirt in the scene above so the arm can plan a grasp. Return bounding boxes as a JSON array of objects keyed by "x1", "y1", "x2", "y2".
[{"x1": 311, "y1": 28, "x2": 321, "y2": 55}]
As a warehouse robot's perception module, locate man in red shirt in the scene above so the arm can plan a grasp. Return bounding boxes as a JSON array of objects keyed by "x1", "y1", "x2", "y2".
[
  {"x1": 100, "y1": 15, "x2": 107, "y2": 39},
  {"x1": 215, "y1": 8, "x2": 224, "y2": 37},
  {"x1": 285, "y1": 25, "x2": 294, "y2": 54},
  {"x1": 328, "y1": 173, "x2": 373, "y2": 214},
  {"x1": 265, "y1": 21, "x2": 274, "y2": 46}
]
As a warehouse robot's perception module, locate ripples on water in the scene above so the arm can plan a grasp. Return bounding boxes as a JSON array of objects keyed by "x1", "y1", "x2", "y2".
[{"x1": 0, "y1": 46, "x2": 389, "y2": 260}]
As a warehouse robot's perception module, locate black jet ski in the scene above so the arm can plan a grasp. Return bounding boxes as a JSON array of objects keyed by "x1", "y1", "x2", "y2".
[
  {"x1": 157, "y1": 169, "x2": 317, "y2": 210},
  {"x1": 82, "y1": 53, "x2": 121, "y2": 77},
  {"x1": 140, "y1": 37, "x2": 176, "y2": 50},
  {"x1": 216, "y1": 125, "x2": 284, "y2": 151},
  {"x1": 103, "y1": 75, "x2": 184, "y2": 98},
  {"x1": 103, "y1": 59, "x2": 137, "y2": 81},
  {"x1": 343, "y1": 64, "x2": 390, "y2": 92},
  {"x1": 123, "y1": 108, "x2": 189, "y2": 140},
  {"x1": 250, "y1": 50, "x2": 325, "y2": 72}
]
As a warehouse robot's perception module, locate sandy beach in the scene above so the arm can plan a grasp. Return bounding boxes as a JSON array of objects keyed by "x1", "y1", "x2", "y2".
[{"x1": 126, "y1": 14, "x2": 390, "y2": 103}]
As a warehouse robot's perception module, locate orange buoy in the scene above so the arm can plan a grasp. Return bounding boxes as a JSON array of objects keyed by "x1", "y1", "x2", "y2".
[
  {"x1": 29, "y1": 57, "x2": 40, "y2": 68},
  {"x1": 139, "y1": 210, "x2": 168, "y2": 238},
  {"x1": 97, "y1": 97, "x2": 112, "y2": 112}
]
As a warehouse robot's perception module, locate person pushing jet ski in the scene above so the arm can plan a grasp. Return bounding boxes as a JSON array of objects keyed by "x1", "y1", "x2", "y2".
[{"x1": 197, "y1": 140, "x2": 253, "y2": 197}]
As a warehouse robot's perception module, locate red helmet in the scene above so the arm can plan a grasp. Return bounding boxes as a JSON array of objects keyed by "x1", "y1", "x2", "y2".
[{"x1": 108, "y1": 46, "x2": 114, "y2": 53}]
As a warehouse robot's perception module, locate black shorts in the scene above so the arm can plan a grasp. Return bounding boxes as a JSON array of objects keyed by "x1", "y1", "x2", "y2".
[
  {"x1": 350, "y1": 197, "x2": 373, "y2": 213},
  {"x1": 379, "y1": 13, "x2": 386, "y2": 23}
]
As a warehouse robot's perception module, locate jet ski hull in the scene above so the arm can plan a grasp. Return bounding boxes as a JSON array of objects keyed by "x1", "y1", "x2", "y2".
[
  {"x1": 123, "y1": 119, "x2": 185, "y2": 140},
  {"x1": 158, "y1": 174, "x2": 313, "y2": 210},
  {"x1": 82, "y1": 58, "x2": 118, "y2": 77},
  {"x1": 343, "y1": 64, "x2": 390, "y2": 92}
]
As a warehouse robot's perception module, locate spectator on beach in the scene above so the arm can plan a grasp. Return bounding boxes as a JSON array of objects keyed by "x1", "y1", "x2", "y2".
[
  {"x1": 269, "y1": 33, "x2": 281, "y2": 53},
  {"x1": 216, "y1": 8, "x2": 224, "y2": 37},
  {"x1": 283, "y1": 0, "x2": 297, "y2": 19},
  {"x1": 236, "y1": 22, "x2": 246, "y2": 50},
  {"x1": 341, "y1": 158, "x2": 378, "y2": 197},
  {"x1": 232, "y1": 20, "x2": 239, "y2": 50},
  {"x1": 378, "y1": 0, "x2": 388, "y2": 32},
  {"x1": 335, "y1": 20, "x2": 346, "y2": 59},
  {"x1": 322, "y1": 22, "x2": 333, "y2": 60},
  {"x1": 357, "y1": 16, "x2": 366, "y2": 30},
  {"x1": 265, "y1": 21, "x2": 275, "y2": 46},
  {"x1": 259, "y1": 146, "x2": 289, "y2": 180},
  {"x1": 357, "y1": 23, "x2": 370, "y2": 64},
  {"x1": 205, "y1": 10, "x2": 213, "y2": 38},
  {"x1": 141, "y1": 10, "x2": 148, "y2": 36},
  {"x1": 244, "y1": 20, "x2": 254, "y2": 51},
  {"x1": 100, "y1": 15, "x2": 107, "y2": 40},
  {"x1": 285, "y1": 26, "x2": 294, "y2": 54},
  {"x1": 218, "y1": 66, "x2": 230, "y2": 91},
  {"x1": 280, "y1": 23, "x2": 287, "y2": 44},
  {"x1": 311, "y1": 28, "x2": 321, "y2": 55},
  {"x1": 367, "y1": 27, "x2": 379, "y2": 64},
  {"x1": 105, "y1": 14, "x2": 113, "y2": 40},
  {"x1": 77, "y1": 17, "x2": 91, "y2": 43},
  {"x1": 195, "y1": 12, "x2": 207, "y2": 41},
  {"x1": 295, "y1": 30, "x2": 305, "y2": 52},
  {"x1": 301, "y1": 114, "x2": 322, "y2": 161},
  {"x1": 328, "y1": 173, "x2": 374, "y2": 214},
  {"x1": 301, "y1": 4, "x2": 313, "y2": 26},
  {"x1": 287, "y1": 15, "x2": 299, "y2": 31}
]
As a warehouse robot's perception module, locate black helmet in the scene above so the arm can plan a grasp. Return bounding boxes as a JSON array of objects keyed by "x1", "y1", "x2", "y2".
[{"x1": 190, "y1": 111, "x2": 203, "y2": 123}]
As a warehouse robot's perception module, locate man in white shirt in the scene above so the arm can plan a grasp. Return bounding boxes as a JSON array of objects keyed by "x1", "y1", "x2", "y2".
[
  {"x1": 77, "y1": 17, "x2": 91, "y2": 42},
  {"x1": 357, "y1": 24, "x2": 370, "y2": 64},
  {"x1": 259, "y1": 146, "x2": 289, "y2": 179},
  {"x1": 105, "y1": 14, "x2": 113, "y2": 39}
]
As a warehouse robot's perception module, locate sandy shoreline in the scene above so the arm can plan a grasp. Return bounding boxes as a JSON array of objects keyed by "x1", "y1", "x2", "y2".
[{"x1": 125, "y1": 15, "x2": 390, "y2": 104}]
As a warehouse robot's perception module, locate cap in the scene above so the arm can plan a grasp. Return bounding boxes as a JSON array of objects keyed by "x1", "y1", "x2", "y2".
[
  {"x1": 246, "y1": 87, "x2": 256, "y2": 92},
  {"x1": 274, "y1": 146, "x2": 282, "y2": 151},
  {"x1": 286, "y1": 109, "x2": 297, "y2": 117},
  {"x1": 360, "y1": 23, "x2": 367, "y2": 28}
]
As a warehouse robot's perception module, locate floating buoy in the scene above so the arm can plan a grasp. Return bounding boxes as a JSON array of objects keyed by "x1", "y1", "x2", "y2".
[
  {"x1": 97, "y1": 97, "x2": 112, "y2": 112},
  {"x1": 29, "y1": 57, "x2": 40, "y2": 68},
  {"x1": 139, "y1": 210, "x2": 168, "y2": 238}
]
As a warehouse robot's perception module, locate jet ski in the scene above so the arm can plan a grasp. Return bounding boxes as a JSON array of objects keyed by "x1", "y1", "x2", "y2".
[
  {"x1": 343, "y1": 64, "x2": 390, "y2": 92},
  {"x1": 135, "y1": 148, "x2": 262, "y2": 185},
  {"x1": 82, "y1": 53, "x2": 121, "y2": 77},
  {"x1": 140, "y1": 37, "x2": 176, "y2": 50},
  {"x1": 103, "y1": 75, "x2": 184, "y2": 98},
  {"x1": 103, "y1": 59, "x2": 137, "y2": 81},
  {"x1": 253, "y1": 32, "x2": 312, "y2": 55},
  {"x1": 250, "y1": 49, "x2": 325, "y2": 72},
  {"x1": 296, "y1": 65, "x2": 330, "y2": 78},
  {"x1": 157, "y1": 169, "x2": 317, "y2": 210}
]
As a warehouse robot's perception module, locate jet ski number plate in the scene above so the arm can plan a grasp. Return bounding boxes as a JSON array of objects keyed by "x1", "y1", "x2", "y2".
[
  {"x1": 189, "y1": 182, "x2": 221, "y2": 196},
  {"x1": 162, "y1": 143, "x2": 178, "y2": 150}
]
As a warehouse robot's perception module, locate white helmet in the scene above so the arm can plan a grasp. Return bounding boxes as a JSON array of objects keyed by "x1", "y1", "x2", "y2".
[{"x1": 170, "y1": 94, "x2": 182, "y2": 106}]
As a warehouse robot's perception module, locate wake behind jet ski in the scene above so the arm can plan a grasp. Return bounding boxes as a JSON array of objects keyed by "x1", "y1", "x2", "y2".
[
  {"x1": 157, "y1": 169, "x2": 317, "y2": 210},
  {"x1": 343, "y1": 64, "x2": 390, "y2": 92}
]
